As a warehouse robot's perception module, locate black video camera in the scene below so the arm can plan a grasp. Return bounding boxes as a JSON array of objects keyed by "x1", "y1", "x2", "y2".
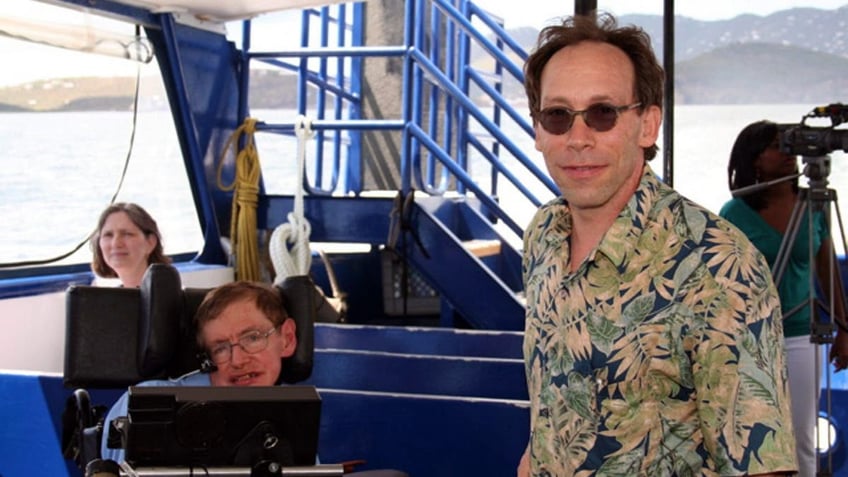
[{"x1": 778, "y1": 103, "x2": 848, "y2": 156}]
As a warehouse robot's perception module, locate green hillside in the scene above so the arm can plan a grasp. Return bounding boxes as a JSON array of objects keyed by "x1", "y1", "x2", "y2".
[
  {"x1": 1, "y1": 42, "x2": 845, "y2": 111},
  {"x1": 0, "y1": 70, "x2": 301, "y2": 112},
  {"x1": 675, "y1": 42, "x2": 848, "y2": 104}
]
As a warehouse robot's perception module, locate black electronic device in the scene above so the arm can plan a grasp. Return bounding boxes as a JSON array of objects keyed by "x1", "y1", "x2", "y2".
[
  {"x1": 124, "y1": 385, "x2": 321, "y2": 468},
  {"x1": 778, "y1": 103, "x2": 848, "y2": 157}
]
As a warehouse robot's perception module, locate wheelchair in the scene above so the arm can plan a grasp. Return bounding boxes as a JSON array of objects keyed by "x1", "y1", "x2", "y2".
[{"x1": 60, "y1": 263, "x2": 387, "y2": 477}]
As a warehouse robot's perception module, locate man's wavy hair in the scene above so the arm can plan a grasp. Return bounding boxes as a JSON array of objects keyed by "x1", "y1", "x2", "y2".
[{"x1": 523, "y1": 13, "x2": 664, "y2": 161}]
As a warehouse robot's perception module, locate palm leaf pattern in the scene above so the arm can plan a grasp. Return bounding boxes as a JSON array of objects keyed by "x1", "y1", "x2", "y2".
[{"x1": 522, "y1": 167, "x2": 797, "y2": 476}]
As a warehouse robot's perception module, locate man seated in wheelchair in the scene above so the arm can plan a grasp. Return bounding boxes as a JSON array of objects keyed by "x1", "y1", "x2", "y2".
[{"x1": 101, "y1": 280, "x2": 297, "y2": 462}]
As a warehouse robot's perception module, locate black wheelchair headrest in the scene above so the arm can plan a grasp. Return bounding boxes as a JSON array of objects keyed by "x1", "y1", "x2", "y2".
[
  {"x1": 137, "y1": 263, "x2": 182, "y2": 377},
  {"x1": 277, "y1": 275, "x2": 316, "y2": 384},
  {"x1": 63, "y1": 264, "x2": 315, "y2": 388}
]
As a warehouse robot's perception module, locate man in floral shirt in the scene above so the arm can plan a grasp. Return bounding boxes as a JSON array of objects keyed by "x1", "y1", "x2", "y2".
[{"x1": 518, "y1": 13, "x2": 797, "y2": 477}]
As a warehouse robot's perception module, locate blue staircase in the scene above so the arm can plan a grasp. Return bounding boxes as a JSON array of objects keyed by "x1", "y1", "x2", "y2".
[
  {"x1": 202, "y1": 0, "x2": 559, "y2": 330},
  {"x1": 398, "y1": 194, "x2": 525, "y2": 329}
]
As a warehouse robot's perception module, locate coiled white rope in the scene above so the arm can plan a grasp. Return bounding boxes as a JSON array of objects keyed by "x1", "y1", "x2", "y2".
[{"x1": 270, "y1": 115, "x2": 314, "y2": 284}]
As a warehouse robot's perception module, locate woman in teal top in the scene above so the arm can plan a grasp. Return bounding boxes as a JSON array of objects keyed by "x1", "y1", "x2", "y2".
[
  {"x1": 721, "y1": 193, "x2": 827, "y2": 338},
  {"x1": 720, "y1": 119, "x2": 848, "y2": 477}
]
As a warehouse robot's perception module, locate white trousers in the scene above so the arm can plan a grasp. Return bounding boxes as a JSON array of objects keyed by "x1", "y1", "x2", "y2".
[{"x1": 785, "y1": 335, "x2": 821, "y2": 477}]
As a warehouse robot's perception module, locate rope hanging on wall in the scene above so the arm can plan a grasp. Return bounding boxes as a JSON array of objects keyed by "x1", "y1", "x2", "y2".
[
  {"x1": 270, "y1": 115, "x2": 314, "y2": 283},
  {"x1": 217, "y1": 117, "x2": 261, "y2": 281}
]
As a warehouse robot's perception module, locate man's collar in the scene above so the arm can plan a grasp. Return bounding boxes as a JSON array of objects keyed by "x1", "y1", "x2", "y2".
[{"x1": 596, "y1": 166, "x2": 660, "y2": 267}]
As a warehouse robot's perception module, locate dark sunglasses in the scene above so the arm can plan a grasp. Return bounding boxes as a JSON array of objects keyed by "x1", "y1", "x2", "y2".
[{"x1": 538, "y1": 102, "x2": 642, "y2": 135}]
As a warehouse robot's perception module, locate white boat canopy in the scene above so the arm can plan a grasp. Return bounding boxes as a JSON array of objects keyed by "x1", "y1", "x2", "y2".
[
  {"x1": 87, "y1": 0, "x2": 354, "y2": 22},
  {"x1": 0, "y1": 0, "x2": 356, "y2": 63}
]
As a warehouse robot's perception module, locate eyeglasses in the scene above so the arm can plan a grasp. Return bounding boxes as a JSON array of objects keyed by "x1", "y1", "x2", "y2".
[
  {"x1": 538, "y1": 102, "x2": 642, "y2": 135},
  {"x1": 207, "y1": 327, "x2": 278, "y2": 364}
]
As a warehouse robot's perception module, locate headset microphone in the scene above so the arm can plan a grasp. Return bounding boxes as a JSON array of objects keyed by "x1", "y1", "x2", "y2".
[{"x1": 199, "y1": 354, "x2": 218, "y2": 373}]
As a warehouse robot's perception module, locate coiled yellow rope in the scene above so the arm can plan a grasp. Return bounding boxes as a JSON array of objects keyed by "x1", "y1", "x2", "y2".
[{"x1": 217, "y1": 117, "x2": 261, "y2": 281}]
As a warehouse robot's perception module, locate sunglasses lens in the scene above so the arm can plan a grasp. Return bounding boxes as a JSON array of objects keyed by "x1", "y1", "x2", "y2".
[
  {"x1": 539, "y1": 104, "x2": 625, "y2": 134},
  {"x1": 539, "y1": 108, "x2": 573, "y2": 135},
  {"x1": 585, "y1": 104, "x2": 619, "y2": 132}
]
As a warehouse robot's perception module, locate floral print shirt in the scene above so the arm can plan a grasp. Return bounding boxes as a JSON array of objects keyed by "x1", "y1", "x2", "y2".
[{"x1": 522, "y1": 166, "x2": 797, "y2": 476}]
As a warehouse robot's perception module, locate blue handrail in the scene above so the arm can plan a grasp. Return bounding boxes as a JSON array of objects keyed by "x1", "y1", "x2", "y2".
[
  {"x1": 241, "y1": 0, "x2": 556, "y2": 241},
  {"x1": 407, "y1": 46, "x2": 555, "y2": 194},
  {"x1": 407, "y1": 123, "x2": 523, "y2": 235}
]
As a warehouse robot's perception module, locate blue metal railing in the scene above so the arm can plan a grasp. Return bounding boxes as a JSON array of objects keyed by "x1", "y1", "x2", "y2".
[{"x1": 242, "y1": 0, "x2": 558, "y2": 239}]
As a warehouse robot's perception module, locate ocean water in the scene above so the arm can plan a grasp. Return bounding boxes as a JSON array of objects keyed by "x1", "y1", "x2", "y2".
[
  {"x1": 1, "y1": 103, "x2": 847, "y2": 266},
  {"x1": 0, "y1": 110, "x2": 200, "y2": 266}
]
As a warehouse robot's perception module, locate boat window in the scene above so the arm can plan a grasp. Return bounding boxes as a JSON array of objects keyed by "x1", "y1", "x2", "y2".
[{"x1": 0, "y1": 0, "x2": 203, "y2": 269}]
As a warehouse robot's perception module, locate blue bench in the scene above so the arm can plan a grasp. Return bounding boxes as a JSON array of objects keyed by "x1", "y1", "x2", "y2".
[
  {"x1": 317, "y1": 388, "x2": 529, "y2": 477},
  {"x1": 0, "y1": 372, "x2": 528, "y2": 477},
  {"x1": 7, "y1": 370, "x2": 848, "y2": 477},
  {"x1": 305, "y1": 348, "x2": 528, "y2": 400},
  {"x1": 314, "y1": 323, "x2": 524, "y2": 359},
  {"x1": 0, "y1": 372, "x2": 126, "y2": 477}
]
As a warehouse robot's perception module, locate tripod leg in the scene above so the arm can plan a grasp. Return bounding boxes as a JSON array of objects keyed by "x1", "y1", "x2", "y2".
[
  {"x1": 824, "y1": 192, "x2": 848, "y2": 336},
  {"x1": 773, "y1": 191, "x2": 808, "y2": 290},
  {"x1": 770, "y1": 177, "x2": 843, "y2": 476}
]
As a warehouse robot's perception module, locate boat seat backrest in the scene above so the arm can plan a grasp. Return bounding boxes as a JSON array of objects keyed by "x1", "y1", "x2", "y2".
[{"x1": 63, "y1": 264, "x2": 315, "y2": 389}]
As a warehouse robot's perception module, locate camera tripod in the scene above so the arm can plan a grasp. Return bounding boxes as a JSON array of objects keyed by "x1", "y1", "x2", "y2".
[
  {"x1": 759, "y1": 154, "x2": 847, "y2": 477},
  {"x1": 773, "y1": 156, "x2": 847, "y2": 339}
]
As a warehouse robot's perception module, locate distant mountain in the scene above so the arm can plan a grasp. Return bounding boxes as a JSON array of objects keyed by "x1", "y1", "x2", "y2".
[
  {"x1": 0, "y1": 77, "x2": 166, "y2": 112},
  {"x1": 503, "y1": 26, "x2": 540, "y2": 51},
  {"x1": 628, "y1": 7, "x2": 848, "y2": 62},
  {"x1": 476, "y1": 6, "x2": 848, "y2": 104},
  {"x1": 0, "y1": 71, "x2": 301, "y2": 112},
  {"x1": 674, "y1": 42, "x2": 848, "y2": 104},
  {"x1": 0, "y1": 103, "x2": 30, "y2": 113},
  {"x1": 626, "y1": 7, "x2": 848, "y2": 104}
]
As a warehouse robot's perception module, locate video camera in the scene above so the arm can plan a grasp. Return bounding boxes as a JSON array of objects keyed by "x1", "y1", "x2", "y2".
[{"x1": 779, "y1": 103, "x2": 848, "y2": 156}]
